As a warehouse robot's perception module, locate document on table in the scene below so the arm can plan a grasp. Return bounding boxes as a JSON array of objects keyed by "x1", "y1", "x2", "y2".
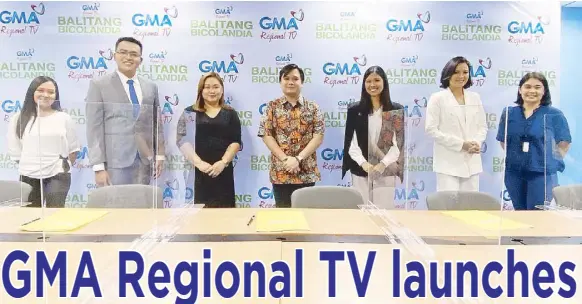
[
  {"x1": 255, "y1": 209, "x2": 311, "y2": 232},
  {"x1": 441, "y1": 210, "x2": 533, "y2": 231},
  {"x1": 20, "y1": 209, "x2": 110, "y2": 232}
]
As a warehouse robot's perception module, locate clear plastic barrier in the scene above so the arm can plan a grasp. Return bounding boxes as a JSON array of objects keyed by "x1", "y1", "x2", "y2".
[
  {"x1": 1, "y1": 94, "x2": 50, "y2": 232},
  {"x1": 499, "y1": 103, "x2": 580, "y2": 246},
  {"x1": 2, "y1": 104, "x2": 30, "y2": 207},
  {"x1": 502, "y1": 106, "x2": 576, "y2": 212},
  {"x1": 419, "y1": 104, "x2": 504, "y2": 240},
  {"x1": 365, "y1": 105, "x2": 506, "y2": 238},
  {"x1": 174, "y1": 101, "x2": 244, "y2": 210},
  {"x1": 81, "y1": 101, "x2": 160, "y2": 208},
  {"x1": 175, "y1": 106, "x2": 197, "y2": 208},
  {"x1": 544, "y1": 112, "x2": 577, "y2": 211},
  {"x1": 361, "y1": 103, "x2": 504, "y2": 301},
  {"x1": 366, "y1": 107, "x2": 406, "y2": 210}
]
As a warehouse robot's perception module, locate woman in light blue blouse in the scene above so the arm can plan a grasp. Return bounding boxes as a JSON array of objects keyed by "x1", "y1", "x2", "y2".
[{"x1": 497, "y1": 72, "x2": 571, "y2": 210}]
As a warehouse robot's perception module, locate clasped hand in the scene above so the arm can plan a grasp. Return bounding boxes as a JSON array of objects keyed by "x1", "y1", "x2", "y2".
[
  {"x1": 363, "y1": 161, "x2": 401, "y2": 180},
  {"x1": 284, "y1": 157, "x2": 300, "y2": 174},
  {"x1": 196, "y1": 160, "x2": 226, "y2": 178},
  {"x1": 363, "y1": 162, "x2": 387, "y2": 177},
  {"x1": 463, "y1": 141, "x2": 481, "y2": 154}
]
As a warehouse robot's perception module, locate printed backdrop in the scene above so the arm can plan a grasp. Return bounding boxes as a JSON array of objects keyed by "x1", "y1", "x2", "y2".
[{"x1": 0, "y1": 1, "x2": 560, "y2": 209}]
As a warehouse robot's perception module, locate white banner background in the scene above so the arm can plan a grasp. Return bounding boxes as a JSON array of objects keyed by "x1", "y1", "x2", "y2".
[{"x1": 0, "y1": 1, "x2": 560, "y2": 209}]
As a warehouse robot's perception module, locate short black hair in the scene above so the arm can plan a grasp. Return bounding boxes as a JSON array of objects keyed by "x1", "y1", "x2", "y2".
[
  {"x1": 115, "y1": 37, "x2": 143, "y2": 54},
  {"x1": 279, "y1": 64, "x2": 305, "y2": 83},
  {"x1": 440, "y1": 56, "x2": 472, "y2": 89},
  {"x1": 515, "y1": 72, "x2": 552, "y2": 106}
]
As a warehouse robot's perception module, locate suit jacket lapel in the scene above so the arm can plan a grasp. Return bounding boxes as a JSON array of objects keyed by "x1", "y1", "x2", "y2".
[
  {"x1": 111, "y1": 72, "x2": 131, "y2": 104},
  {"x1": 137, "y1": 76, "x2": 151, "y2": 105}
]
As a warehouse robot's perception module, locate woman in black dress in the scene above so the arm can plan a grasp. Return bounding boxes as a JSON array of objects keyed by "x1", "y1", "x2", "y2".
[{"x1": 176, "y1": 72, "x2": 242, "y2": 208}]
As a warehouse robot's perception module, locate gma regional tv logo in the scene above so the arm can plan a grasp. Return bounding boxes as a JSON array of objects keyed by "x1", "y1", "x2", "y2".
[
  {"x1": 66, "y1": 49, "x2": 112, "y2": 81},
  {"x1": 320, "y1": 148, "x2": 343, "y2": 173},
  {"x1": 470, "y1": 57, "x2": 491, "y2": 87},
  {"x1": 148, "y1": 49, "x2": 167, "y2": 63},
  {"x1": 386, "y1": 11, "x2": 430, "y2": 44},
  {"x1": 259, "y1": 9, "x2": 304, "y2": 42},
  {"x1": 405, "y1": 96, "x2": 427, "y2": 128},
  {"x1": 132, "y1": 5, "x2": 178, "y2": 39},
  {"x1": 2, "y1": 98, "x2": 21, "y2": 122},
  {"x1": 198, "y1": 53, "x2": 244, "y2": 83},
  {"x1": 322, "y1": 54, "x2": 367, "y2": 88},
  {"x1": 394, "y1": 180, "x2": 425, "y2": 209},
  {"x1": 82, "y1": 2, "x2": 100, "y2": 16},
  {"x1": 507, "y1": 15, "x2": 549, "y2": 46},
  {"x1": 0, "y1": 2, "x2": 44, "y2": 36},
  {"x1": 162, "y1": 178, "x2": 194, "y2": 208},
  {"x1": 161, "y1": 93, "x2": 179, "y2": 124},
  {"x1": 257, "y1": 186, "x2": 275, "y2": 208}
]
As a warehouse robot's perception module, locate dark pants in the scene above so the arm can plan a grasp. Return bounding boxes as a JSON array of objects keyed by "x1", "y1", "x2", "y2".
[
  {"x1": 504, "y1": 170, "x2": 557, "y2": 210},
  {"x1": 272, "y1": 183, "x2": 315, "y2": 208},
  {"x1": 20, "y1": 173, "x2": 71, "y2": 208}
]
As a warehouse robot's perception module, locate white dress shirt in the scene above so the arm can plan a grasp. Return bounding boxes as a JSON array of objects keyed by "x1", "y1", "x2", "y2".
[
  {"x1": 116, "y1": 70, "x2": 143, "y2": 104},
  {"x1": 93, "y1": 70, "x2": 164, "y2": 172}
]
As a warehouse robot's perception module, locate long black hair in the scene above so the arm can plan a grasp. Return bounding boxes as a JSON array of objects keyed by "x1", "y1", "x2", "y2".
[
  {"x1": 515, "y1": 72, "x2": 551, "y2": 106},
  {"x1": 16, "y1": 76, "x2": 62, "y2": 139},
  {"x1": 359, "y1": 66, "x2": 393, "y2": 114}
]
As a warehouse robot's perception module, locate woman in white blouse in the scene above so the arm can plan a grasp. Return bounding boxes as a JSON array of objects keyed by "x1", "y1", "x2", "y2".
[
  {"x1": 341, "y1": 66, "x2": 405, "y2": 209},
  {"x1": 7, "y1": 76, "x2": 80, "y2": 207}
]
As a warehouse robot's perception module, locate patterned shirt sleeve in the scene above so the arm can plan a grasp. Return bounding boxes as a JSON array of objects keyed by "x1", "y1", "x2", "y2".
[
  {"x1": 257, "y1": 101, "x2": 273, "y2": 137},
  {"x1": 312, "y1": 102, "x2": 325, "y2": 135}
]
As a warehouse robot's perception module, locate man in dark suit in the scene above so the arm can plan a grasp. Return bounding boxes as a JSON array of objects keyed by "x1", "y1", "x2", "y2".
[{"x1": 85, "y1": 37, "x2": 165, "y2": 187}]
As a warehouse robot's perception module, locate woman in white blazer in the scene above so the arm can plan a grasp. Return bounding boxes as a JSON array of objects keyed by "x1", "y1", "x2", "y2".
[{"x1": 425, "y1": 56, "x2": 488, "y2": 191}]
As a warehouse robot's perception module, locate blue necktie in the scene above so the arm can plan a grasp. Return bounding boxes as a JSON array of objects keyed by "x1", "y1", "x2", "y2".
[{"x1": 127, "y1": 79, "x2": 139, "y2": 118}]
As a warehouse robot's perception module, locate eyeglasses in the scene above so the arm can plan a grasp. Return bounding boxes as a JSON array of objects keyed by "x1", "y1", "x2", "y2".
[{"x1": 116, "y1": 50, "x2": 141, "y2": 59}]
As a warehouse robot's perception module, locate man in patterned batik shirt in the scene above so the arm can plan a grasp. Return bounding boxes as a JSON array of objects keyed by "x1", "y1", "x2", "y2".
[{"x1": 257, "y1": 64, "x2": 325, "y2": 208}]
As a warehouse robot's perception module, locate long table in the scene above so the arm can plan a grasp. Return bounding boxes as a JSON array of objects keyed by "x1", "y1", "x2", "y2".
[{"x1": 2, "y1": 207, "x2": 582, "y2": 244}]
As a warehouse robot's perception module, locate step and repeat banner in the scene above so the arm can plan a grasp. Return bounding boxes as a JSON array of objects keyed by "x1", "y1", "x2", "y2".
[{"x1": 0, "y1": 1, "x2": 560, "y2": 208}]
